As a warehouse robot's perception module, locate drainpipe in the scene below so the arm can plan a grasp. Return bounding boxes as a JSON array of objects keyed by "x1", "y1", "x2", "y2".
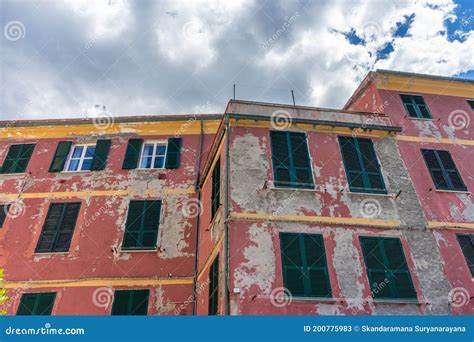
[
  {"x1": 224, "y1": 114, "x2": 231, "y2": 315},
  {"x1": 192, "y1": 118, "x2": 204, "y2": 315}
]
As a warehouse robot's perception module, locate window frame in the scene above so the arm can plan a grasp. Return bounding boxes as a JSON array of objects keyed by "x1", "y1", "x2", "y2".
[
  {"x1": 64, "y1": 144, "x2": 96, "y2": 172},
  {"x1": 279, "y1": 232, "x2": 332, "y2": 299},
  {"x1": 399, "y1": 93, "x2": 432, "y2": 119},
  {"x1": 456, "y1": 234, "x2": 474, "y2": 277},
  {"x1": 269, "y1": 130, "x2": 314, "y2": 189},
  {"x1": 111, "y1": 289, "x2": 149, "y2": 315},
  {"x1": 211, "y1": 157, "x2": 221, "y2": 220},
  {"x1": 138, "y1": 140, "x2": 168, "y2": 170},
  {"x1": 208, "y1": 254, "x2": 219, "y2": 315},
  {"x1": 467, "y1": 100, "x2": 474, "y2": 111},
  {"x1": 359, "y1": 236, "x2": 417, "y2": 300},
  {"x1": 0, "y1": 143, "x2": 35, "y2": 174}
]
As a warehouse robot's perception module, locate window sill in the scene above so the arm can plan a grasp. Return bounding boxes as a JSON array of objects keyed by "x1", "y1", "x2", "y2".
[
  {"x1": 407, "y1": 117, "x2": 434, "y2": 121},
  {"x1": 371, "y1": 298, "x2": 421, "y2": 305},
  {"x1": 269, "y1": 184, "x2": 316, "y2": 192},
  {"x1": 119, "y1": 248, "x2": 158, "y2": 253},
  {"x1": 347, "y1": 191, "x2": 390, "y2": 197},
  {"x1": 290, "y1": 296, "x2": 340, "y2": 303},
  {"x1": 60, "y1": 170, "x2": 91, "y2": 174},
  {"x1": 434, "y1": 189, "x2": 470, "y2": 195},
  {"x1": 33, "y1": 252, "x2": 69, "y2": 256},
  {"x1": 0, "y1": 172, "x2": 27, "y2": 176}
]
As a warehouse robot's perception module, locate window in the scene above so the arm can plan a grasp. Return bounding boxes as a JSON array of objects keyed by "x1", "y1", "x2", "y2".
[
  {"x1": 17, "y1": 293, "x2": 56, "y2": 315},
  {"x1": 0, "y1": 204, "x2": 9, "y2": 228},
  {"x1": 211, "y1": 158, "x2": 221, "y2": 220},
  {"x1": 421, "y1": 149, "x2": 467, "y2": 191},
  {"x1": 49, "y1": 140, "x2": 111, "y2": 172},
  {"x1": 35, "y1": 202, "x2": 81, "y2": 253},
  {"x1": 122, "y1": 138, "x2": 182, "y2": 170},
  {"x1": 0, "y1": 144, "x2": 35, "y2": 174},
  {"x1": 140, "y1": 142, "x2": 167, "y2": 169},
  {"x1": 400, "y1": 94, "x2": 432, "y2": 118},
  {"x1": 468, "y1": 100, "x2": 474, "y2": 111},
  {"x1": 66, "y1": 145, "x2": 96, "y2": 171},
  {"x1": 359, "y1": 236, "x2": 417, "y2": 300},
  {"x1": 280, "y1": 233, "x2": 332, "y2": 298},
  {"x1": 338, "y1": 136, "x2": 386, "y2": 194},
  {"x1": 208, "y1": 255, "x2": 219, "y2": 315},
  {"x1": 457, "y1": 235, "x2": 474, "y2": 277},
  {"x1": 122, "y1": 200, "x2": 161, "y2": 250},
  {"x1": 111, "y1": 290, "x2": 149, "y2": 315},
  {"x1": 270, "y1": 131, "x2": 314, "y2": 189}
]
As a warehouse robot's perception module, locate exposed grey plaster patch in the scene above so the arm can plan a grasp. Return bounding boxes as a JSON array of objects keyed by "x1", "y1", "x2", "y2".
[
  {"x1": 373, "y1": 303, "x2": 419, "y2": 315},
  {"x1": 234, "y1": 223, "x2": 275, "y2": 294},
  {"x1": 155, "y1": 286, "x2": 176, "y2": 314},
  {"x1": 441, "y1": 125, "x2": 463, "y2": 145},
  {"x1": 316, "y1": 303, "x2": 339, "y2": 315},
  {"x1": 449, "y1": 194, "x2": 474, "y2": 221},
  {"x1": 413, "y1": 120, "x2": 442, "y2": 138},
  {"x1": 403, "y1": 230, "x2": 451, "y2": 315},
  {"x1": 332, "y1": 228, "x2": 365, "y2": 310}
]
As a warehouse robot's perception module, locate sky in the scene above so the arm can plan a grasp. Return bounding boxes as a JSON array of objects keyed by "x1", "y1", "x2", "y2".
[{"x1": 0, "y1": 0, "x2": 473, "y2": 120}]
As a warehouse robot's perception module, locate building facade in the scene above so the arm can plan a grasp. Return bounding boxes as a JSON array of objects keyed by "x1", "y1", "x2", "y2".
[{"x1": 1, "y1": 71, "x2": 473, "y2": 316}]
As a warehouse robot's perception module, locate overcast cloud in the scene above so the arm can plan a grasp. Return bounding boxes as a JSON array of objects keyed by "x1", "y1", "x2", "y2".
[{"x1": 0, "y1": 0, "x2": 473, "y2": 120}]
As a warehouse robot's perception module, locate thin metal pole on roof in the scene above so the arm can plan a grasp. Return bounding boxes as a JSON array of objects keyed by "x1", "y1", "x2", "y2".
[
  {"x1": 233, "y1": 84, "x2": 236, "y2": 100},
  {"x1": 291, "y1": 90, "x2": 296, "y2": 106}
]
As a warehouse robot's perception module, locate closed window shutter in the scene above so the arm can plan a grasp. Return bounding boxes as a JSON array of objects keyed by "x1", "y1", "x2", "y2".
[
  {"x1": 211, "y1": 158, "x2": 221, "y2": 219},
  {"x1": 280, "y1": 233, "x2": 331, "y2": 298},
  {"x1": 339, "y1": 137, "x2": 386, "y2": 193},
  {"x1": 1, "y1": 144, "x2": 35, "y2": 174},
  {"x1": 17, "y1": 293, "x2": 56, "y2": 315},
  {"x1": 457, "y1": 235, "x2": 474, "y2": 276},
  {"x1": 165, "y1": 137, "x2": 182, "y2": 169},
  {"x1": 360, "y1": 237, "x2": 417, "y2": 299},
  {"x1": 422, "y1": 149, "x2": 466, "y2": 191},
  {"x1": 208, "y1": 255, "x2": 219, "y2": 315},
  {"x1": 35, "y1": 203, "x2": 81, "y2": 253},
  {"x1": 112, "y1": 290, "x2": 149, "y2": 315},
  {"x1": 90, "y1": 139, "x2": 111, "y2": 171},
  {"x1": 0, "y1": 204, "x2": 8, "y2": 228},
  {"x1": 270, "y1": 131, "x2": 313, "y2": 188},
  {"x1": 122, "y1": 138, "x2": 143, "y2": 169},
  {"x1": 122, "y1": 200, "x2": 161, "y2": 250},
  {"x1": 468, "y1": 100, "x2": 474, "y2": 110},
  {"x1": 49, "y1": 141, "x2": 72, "y2": 172},
  {"x1": 400, "y1": 94, "x2": 432, "y2": 118}
]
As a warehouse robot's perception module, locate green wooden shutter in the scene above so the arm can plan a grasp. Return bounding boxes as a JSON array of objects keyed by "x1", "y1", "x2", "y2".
[
  {"x1": 457, "y1": 235, "x2": 474, "y2": 276},
  {"x1": 35, "y1": 203, "x2": 81, "y2": 253},
  {"x1": 359, "y1": 236, "x2": 417, "y2": 300},
  {"x1": 208, "y1": 255, "x2": 219, "y2": 315},
  {"x1": 90, "y1": 139, "x2": 111, "y2": 171},
  {"x1": 112, "y1": 290, "x2": 149, "y2": 315},
  {"x1": 17, "y1": 293, "x2": 56, "y2": 315},
  {"x1": 422, "y1": 149, "x2": 466, "y2": 191},
  {"x1": 339, "y1": 137, "x2": 386, "y2": 194},
  {"x1": 400, "y1": 94, "x2": 432, "y2": 118},
  {"x1": 468, "y1": 100, "x2": 474, "y2": 110},
  {"x1": 211, "y1": 158, "x2": 221, "y2": 220},
  {"x1": 1, "y1": 144, "x2": 35, "y2": 174},
  {"x1": 122, "y1": 200, "x2": 161, "y2": 250},
  {"x1": 165, "y1": 137, "x2": 182, "y2": 169},
  {"x1": 122, "y1": 138, "x2": 143, "y2": 169},
  {"x1": 49, "y1": 141, "x2": 72, "y2": 172},
  {"x1": 270, "y1": 131, "x2": 313, "y2": 188},
  {"x1": 0, "y1": 204, "x2": 8, "y2": 228},
  {"x1": 280, "y1": 233, "x2": 331, "y2": 298}
]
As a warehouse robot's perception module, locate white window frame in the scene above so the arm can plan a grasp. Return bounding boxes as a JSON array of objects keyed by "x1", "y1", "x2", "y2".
[
  {"x1": 138, "y1": 141, "x2": 168, "y2": 169},
  {"x1": 65, "y1": 144, "x2": 96, "y2": 172}
]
